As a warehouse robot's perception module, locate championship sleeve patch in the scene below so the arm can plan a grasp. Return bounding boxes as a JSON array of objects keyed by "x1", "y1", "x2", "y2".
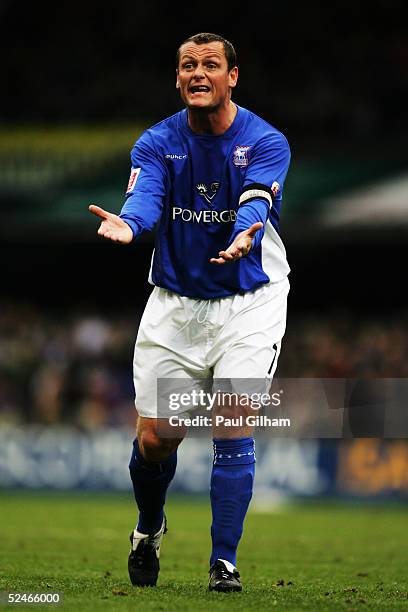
[
  {"x1": 239, "y1": 183, "x2": 273, "y2": 209},
  {"x1": 126, "y1": 167, "x2": 141, "y2": 193}
]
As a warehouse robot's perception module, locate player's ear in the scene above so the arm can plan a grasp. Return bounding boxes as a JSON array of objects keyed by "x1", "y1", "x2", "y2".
[
  {"x1": 176, "y1": 69, "x2": 180, "y2": 89},
  {"x1": 228, "y1": 66, "x2": 238, "y2": 89}
]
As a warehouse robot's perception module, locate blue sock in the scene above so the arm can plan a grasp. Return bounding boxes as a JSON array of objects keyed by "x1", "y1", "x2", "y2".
[
  {"x1": 129, "y1": 438, "x2": 177, "y2": 535},
  {"x1": 210, "y1": 437, "x2": 255, "y2": 567}
]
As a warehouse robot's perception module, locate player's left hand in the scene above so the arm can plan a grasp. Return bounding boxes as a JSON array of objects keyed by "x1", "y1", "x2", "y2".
[{"x1": 210, "y1": 222, "x2": 263, "y2": 265}]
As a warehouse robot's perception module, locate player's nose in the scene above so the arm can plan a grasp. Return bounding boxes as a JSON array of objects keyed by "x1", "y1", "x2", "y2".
[{"x1": 192, "y1": 64, "x2": 205, "y2": 78}]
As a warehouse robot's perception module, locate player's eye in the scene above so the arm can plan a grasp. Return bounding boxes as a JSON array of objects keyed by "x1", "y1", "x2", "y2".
[
  {"x1": 182, "y1": 62, "x2": 194, "y2": 70},
  {"x1": 206, "y1": 63, "x2": 217, "y2": 70}
]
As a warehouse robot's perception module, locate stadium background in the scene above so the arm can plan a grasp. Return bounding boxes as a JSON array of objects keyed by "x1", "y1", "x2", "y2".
[
  {"x1": 1, "y1": 0, "x2": 408, "y2": 533},
  {"x1": 1, "y1": 0, "x2": 408, "y2": 497}
]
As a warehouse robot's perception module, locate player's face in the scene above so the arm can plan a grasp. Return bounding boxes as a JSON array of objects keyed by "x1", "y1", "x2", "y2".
[{"x1": 176, "y1": 41, "x2": 238, "y2": 110}]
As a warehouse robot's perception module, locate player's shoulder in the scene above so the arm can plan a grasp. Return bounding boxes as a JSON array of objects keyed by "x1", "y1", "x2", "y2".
[
  {"x1": 129, "y1": 111, "x2": 182, "y2": 154},
  {"x1": 144, "y1": 111, "x2": 183, "y2": 139},
  {"x1": 240, "y1": 105, "x2": 290, "y2": 150},
  {"x1": 131, "y1": 111, "x2": 183, "y2": 153}
]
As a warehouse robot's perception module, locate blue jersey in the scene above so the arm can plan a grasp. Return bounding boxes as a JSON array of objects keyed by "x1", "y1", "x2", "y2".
[{"x1": 120, "y1": 105, "x2": 291, "y2": 299}]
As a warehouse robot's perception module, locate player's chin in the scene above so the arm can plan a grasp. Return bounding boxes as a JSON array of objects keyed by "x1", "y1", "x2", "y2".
[{"x1": 185, "y1": 96, "x2": 216, "y2": 110}]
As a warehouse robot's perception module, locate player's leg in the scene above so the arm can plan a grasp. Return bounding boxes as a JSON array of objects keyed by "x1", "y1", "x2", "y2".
[
  {"x1": 128, "y1": 415, "x2": 186, "y2": 586},
  {"x1": 129, "y1": 416, "x2": 186, "y2": 536},
  {"x1": 208, "y1": 278, "x2": 289, "y2": 591},
  {"x1": 128, "y1": 286, "x2": 209, "y2": 586},
  {"x1": 208, "y1": 410, "x2": 255, "y2": 592}
]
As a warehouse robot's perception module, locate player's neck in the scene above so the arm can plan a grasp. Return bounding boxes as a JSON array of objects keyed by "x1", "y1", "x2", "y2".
[{"x1": 187, "y1": 101, "x2": 237, "y2": 135}]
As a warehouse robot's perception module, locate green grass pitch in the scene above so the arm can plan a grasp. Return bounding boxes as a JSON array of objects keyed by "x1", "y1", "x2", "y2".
[{"x1": 0, "y1": 492, "x2": 407, "y2": 610}]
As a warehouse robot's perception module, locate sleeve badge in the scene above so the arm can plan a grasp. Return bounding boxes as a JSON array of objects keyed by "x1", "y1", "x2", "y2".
[
  {"x1": 271, "y1": 181, "x2": 280, "y2": 196},
  {"x1": 126, "y1": 167, "x2": 141, "y2": 193}
]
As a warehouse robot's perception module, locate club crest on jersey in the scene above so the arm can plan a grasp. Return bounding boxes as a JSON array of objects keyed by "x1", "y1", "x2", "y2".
[
  {"x1": 233, "y1": 146, "x2": 250, "y2": 167},
  {"x1": 196, "y1": 182, "x2": 220, "y2": 205},
  {"x1": 271, "y1": 181, "x2": 280, "y2": 196},
  {"x1": 126, "y1": 167, "x2": 141, "y2": 193}
]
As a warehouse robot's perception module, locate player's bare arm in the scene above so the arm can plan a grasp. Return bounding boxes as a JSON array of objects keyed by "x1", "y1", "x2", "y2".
[
  {"x1": 210, "y1": 221, "x2": 263, "y2": 265},
  {"x1": 89, "y1": 204, "x2": 133, "y2": 244}
]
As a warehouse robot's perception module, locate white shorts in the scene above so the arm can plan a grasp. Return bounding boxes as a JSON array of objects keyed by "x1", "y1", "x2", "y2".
[{"x1": 133, "y1": 277, "x2": 290, "y2": 418}]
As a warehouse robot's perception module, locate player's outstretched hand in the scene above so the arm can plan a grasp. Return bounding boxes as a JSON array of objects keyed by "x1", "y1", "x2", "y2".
[
  {"x1": 89, "y1": 204, "x2": 133, "y2": 244},
  {"x1": 210, "y1": 222, "x2": 263, "y2": 265}
]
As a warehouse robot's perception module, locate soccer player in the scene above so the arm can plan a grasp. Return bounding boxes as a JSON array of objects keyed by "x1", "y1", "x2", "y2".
[{"x1": 89, "y1": 32, "x2": 291, "y2": 592}]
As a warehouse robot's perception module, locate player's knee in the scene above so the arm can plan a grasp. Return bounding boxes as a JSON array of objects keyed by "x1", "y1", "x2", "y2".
[{"x1": 138, "y1": 428, "x2": 179, "y2": 462}]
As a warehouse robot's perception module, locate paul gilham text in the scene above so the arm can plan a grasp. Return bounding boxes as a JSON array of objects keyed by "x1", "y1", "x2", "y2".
[{"x1": 168, "y1": 415, "x2": 291, "y2": 427}]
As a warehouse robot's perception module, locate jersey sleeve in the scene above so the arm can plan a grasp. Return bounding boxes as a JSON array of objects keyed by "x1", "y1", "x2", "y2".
[
  {"x1": 229, "y1": 131, "x2": 291, "y2": 249},
  {"x1": 119, "y1": 130, "x2": 168, "y2": 239}
]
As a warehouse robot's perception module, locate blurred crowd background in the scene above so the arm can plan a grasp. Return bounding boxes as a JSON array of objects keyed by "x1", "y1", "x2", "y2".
[
  {"x1": 1, "y1": 0, "x2": 407, "y2": 433},
  {"x1": 1, "y1": 304, "x2": 408, "y2": 426}
]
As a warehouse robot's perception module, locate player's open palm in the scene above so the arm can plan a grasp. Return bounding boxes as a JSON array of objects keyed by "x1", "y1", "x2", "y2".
[
  {"x1": 89, "y1": 204, "x2": 133, "y2": 244},
  {"x1": 210, "y1": 222, "x2": 263, "y2": 265}
]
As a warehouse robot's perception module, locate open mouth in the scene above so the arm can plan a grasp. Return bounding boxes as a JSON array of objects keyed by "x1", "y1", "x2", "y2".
[{"x1": 189, "y1": 85, "x2": 211, "y2": 94}]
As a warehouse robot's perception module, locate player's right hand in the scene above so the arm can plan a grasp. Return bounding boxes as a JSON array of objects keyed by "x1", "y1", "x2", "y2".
[{"x1": 89, "y1": 204, "x2": 134, "y2": 244}]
